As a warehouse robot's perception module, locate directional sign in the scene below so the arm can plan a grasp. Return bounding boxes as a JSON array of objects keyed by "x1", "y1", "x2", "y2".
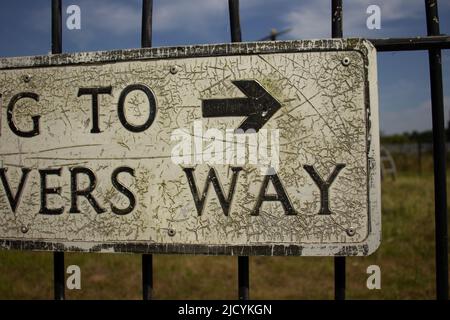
[{"x1": 0, "y1": 40, "x2": 381, "y2": 256}]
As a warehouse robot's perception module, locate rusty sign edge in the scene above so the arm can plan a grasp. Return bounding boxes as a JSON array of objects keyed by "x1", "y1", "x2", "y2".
[{"x1": 1, "y1": 38, "x2": 371, "y2": 69}]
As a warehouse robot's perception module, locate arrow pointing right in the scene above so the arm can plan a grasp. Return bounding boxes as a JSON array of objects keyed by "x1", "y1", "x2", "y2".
[{"x1": 201, "y1": 80, "x2": 282, "y2": 132}]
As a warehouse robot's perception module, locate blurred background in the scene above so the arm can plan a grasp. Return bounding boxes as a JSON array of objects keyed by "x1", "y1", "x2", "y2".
[{"x1": 0, "y1": 0, "x2": 449, "y2": 299}]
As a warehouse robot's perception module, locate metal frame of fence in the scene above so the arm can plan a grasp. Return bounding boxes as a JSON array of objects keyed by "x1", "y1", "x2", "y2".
[{"x1": 6, "y1": 0, "x2": 447, "y2": 300}]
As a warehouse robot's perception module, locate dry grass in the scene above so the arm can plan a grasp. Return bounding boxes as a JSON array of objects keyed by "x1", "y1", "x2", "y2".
[{"x1": 0, "y1": 168, "x2": 449, "y2": 299}]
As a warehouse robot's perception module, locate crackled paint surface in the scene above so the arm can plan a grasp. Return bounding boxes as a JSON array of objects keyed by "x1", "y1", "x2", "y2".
[{"x1": 0, "y1": 40, "x2": 381, "y2": 255}]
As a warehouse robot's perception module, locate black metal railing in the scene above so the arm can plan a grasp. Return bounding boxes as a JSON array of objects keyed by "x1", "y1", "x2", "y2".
[
  {"x1": 51, "y1": 0, "x2": 64, "y2": 301},
  {"x1": 27, "y1": 0, "x2": 450, "y2": 300}
]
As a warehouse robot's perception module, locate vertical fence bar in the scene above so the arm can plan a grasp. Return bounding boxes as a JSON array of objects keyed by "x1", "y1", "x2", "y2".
[
  {"x1": 238, "y1": 256, "x2": 249, "y2": 300},
  {"x1": 53, "y1": 252, "x2": 65, "y2": 300},
  {"x1": 141, "y1": 0, "x2": 154, "y2": 301},
  {"x1": 425, "y1": 0, "x2": 449, "y2": 301},
  {"x1": 51, "y1": 0, "x2": 62, "y2": 54},
  {"x1": 228, "y1": 0, "x2": 242, "y2": 43},
  {"x1": 141, "y1": 0, "x2": 153, "y2": 48},
  {"x1": 142, "y1": 254, "x2": 153, "y2": 300},
  {"x1": 334, "y1": 257, "x2": 346, "y2": 300},
  {"x1": 228, "y1": 0, "x2": 249, "y2": 300},
  {"x1": 331, "y1": 0, "x2": 343, "y2": 39},
  {"x1": 331, "y1": 0, "x2": 346, "y2": 301},
  {"x1": 51, "y1": 0, "x2": 65, "y2": 300}
]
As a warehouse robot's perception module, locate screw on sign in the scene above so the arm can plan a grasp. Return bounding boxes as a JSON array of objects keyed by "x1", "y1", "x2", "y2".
[{"x1": 0, "y1": 40, "x2": 380, "y2": 256}]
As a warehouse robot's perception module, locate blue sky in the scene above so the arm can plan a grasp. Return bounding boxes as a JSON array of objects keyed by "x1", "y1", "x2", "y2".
[{"x1": 0, "y1": 0, "x2": 449, "y2": 135}]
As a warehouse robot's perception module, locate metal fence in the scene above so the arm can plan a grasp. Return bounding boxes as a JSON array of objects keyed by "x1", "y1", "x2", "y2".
[{"x1": 7, "y1": 0, "x2": 450, "y2": 300}]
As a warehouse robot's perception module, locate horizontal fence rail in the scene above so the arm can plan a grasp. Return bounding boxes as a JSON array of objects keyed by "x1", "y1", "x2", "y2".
[{"x1": 370, "y1": 35, "x2": 450, "y2": 51}]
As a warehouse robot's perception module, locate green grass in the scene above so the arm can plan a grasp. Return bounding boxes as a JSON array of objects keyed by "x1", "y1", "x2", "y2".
[{"x1": 0, "y1": 169, "x2": 449, "y2": 299}]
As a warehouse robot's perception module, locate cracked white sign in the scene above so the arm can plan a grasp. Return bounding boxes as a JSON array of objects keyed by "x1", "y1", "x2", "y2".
[{"x1": 0, "y1": 39, "x2": 381, "y2": 256}]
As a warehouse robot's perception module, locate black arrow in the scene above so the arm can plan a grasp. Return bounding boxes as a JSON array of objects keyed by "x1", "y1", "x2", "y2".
[{"x1": 201, "y1": 80, "x2": 282, "y2": 132}]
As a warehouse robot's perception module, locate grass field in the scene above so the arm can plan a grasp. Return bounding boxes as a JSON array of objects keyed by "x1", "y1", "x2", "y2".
[{"x1": 0, "y1": 162, "x2": 449, "y2": 299}]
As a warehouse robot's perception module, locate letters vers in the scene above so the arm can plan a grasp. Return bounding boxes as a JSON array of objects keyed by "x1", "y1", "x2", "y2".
[{"x1": 0, "y1": 164, "x2": 345, "y2": 217}]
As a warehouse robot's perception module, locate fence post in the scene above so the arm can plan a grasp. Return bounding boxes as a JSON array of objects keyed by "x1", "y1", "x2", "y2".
[
  {"x1": 228, "y1": 0, "x2": 242, "y2": 43},
  {"x1": 142, "y1": 253, "x2": 153, "y2": 300},
  {"x1": 425, "y1": 0, "x2": 449, "y2": 301},
  {"x1": 418, "y1": 140, "x2": 422, "y2": 174},
  {"x1": 51, "y1": 0, "x2": 62, "y2": 55},
  {"x1": 228, "y1": 0, "x2": 249, "y2": 300},
  {"x1": 141, "y1": 0, "x2": 153, "y2": 48},
  {"x1": 331, "y1": 0, "x2": 343, "y2": 39},
  {"x1": 51, "y1": 0, "x2": 65, "y2": 300},
  {"x1": 141, "y1": 0, "x2": 154, "y2": 301},
  {"x1": 331, "y1": 0, "x2": 346, "y2": 301}
]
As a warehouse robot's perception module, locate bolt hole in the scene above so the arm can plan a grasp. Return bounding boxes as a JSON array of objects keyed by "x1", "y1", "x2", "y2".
[
  {"x1": 342, "y1": 57, "x2": 350, "y2": 66},
  {"x1": 170, "y1": 66, "x2": 178, "y2": 74}
]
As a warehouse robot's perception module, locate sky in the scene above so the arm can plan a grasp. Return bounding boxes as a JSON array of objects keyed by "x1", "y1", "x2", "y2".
[{"x1": 0, "y1": 0, "x2": 449, "y2": 135}]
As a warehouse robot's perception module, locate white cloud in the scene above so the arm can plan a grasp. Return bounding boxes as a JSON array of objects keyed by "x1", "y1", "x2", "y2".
[
  {"x1": 381, "y1": 96, "x2": 450, "y2": 134},
  {"x1": 284, "y1": 0, "x2": 425, "y2": 39},
  {"x1": 154, "y1": 0, "x2": 227, "y2": 33},
  {"x1": 87, "y1": 1, "x2": 141, "y2": 36},
  {"x1": 31, "y1": 0, "x2": 263, "y2": 48},
  {"x1": 79, "y1": 0, "x2": 230, "y2": 35}
]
